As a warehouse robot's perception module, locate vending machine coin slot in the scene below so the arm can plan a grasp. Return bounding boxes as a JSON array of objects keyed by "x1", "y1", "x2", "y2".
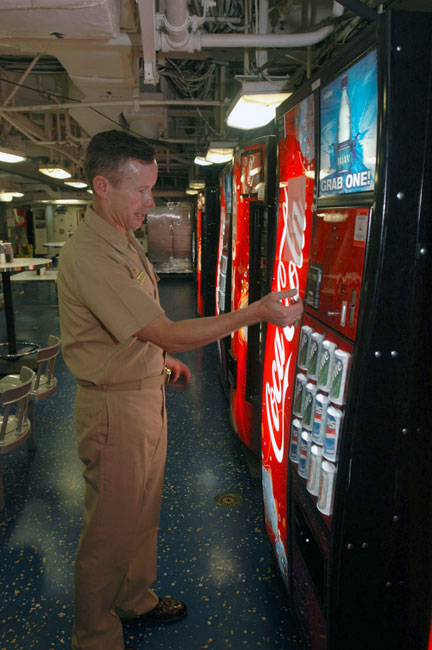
[
  {"x1": 340, "y1": 301, "x2": 347, "y2": 327},
  {"x1": 348, "y1": 289, "x2": 357, "y2": 326}
]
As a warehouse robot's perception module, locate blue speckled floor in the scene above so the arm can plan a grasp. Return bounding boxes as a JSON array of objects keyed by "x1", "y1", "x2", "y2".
[{"x1": 0, "y1": 277, "x2": 304, "y2": 650}]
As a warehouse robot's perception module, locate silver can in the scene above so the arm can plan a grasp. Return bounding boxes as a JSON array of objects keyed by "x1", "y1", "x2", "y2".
[
  {"x1": 323, "y1": 405, "x2": 343, "y2": 462},
  {"x1": 292, "y1": 373, "x2": 307, "y2": 417},
  {"x1": 307, "y1": 445, "x2": 324, "y2": 496},
  {"x1": 317, "y1": 340, "x2": 337, "y2": 392},
  {"x1": 307, "y1": 332, "x2": 324, "y2": 380},
  {"x1": 312, "y1": 393, "x2": 330, "y2": 445},
  {"x1": 298, "y1": 430, "x2": 312, "y2": 479},
  {"x1": 317, "y1": 460, "x2": 337, "y2": 516},
  {"x1": 297, "y1": 325, "x2": 313, "y2": 370},
  {"x1": 302, "y1": 382, "x2": 318, "y2": 431},
  {"x1": 289, "y1": 418, "x2": 302, "y2": 463},
  {"x1": 329, "y1": 349, "x2": 351, "y2": 405}
]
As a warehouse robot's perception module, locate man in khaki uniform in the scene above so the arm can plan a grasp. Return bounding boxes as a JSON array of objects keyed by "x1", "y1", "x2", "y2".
[{"x1": 57, "y1": 130, "x2": 303, "y2": 650}]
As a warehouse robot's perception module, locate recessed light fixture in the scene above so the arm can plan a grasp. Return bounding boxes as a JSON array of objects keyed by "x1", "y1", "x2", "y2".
[
  {"x1": 189, "y1": 179, "x2": 206, "y2": 190},
  {"x1": 226, "y1": 81, "x2": 290, "y2": 130},
  {"x1": 194, "y1": 156, "x2": 213, "y2": 166},
  {"x1": 0, "y1": 191, "x2": 24, "y2": 202},
  {"x1": 205, "y1": 141, "x2": 237, "y2": 164},
  {"x1": 38, "y1": 164, "x2": 72, "y2": 180},
  {"x1": 0, "y1": 146, "x2": 27, "y2": 164},
  {"x1": 64, "y1": 179, "x2": 88, "y2": 189}
]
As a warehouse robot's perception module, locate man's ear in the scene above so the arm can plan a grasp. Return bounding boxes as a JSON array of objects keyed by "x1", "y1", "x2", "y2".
[{"x1": 92, "y1": 175, "x2": 110, "y2": 199}]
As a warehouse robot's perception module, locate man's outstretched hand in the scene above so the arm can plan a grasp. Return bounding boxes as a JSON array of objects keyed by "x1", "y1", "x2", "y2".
[{"x1": 253, "y1": 289, "x2": 304, "y2": 329}]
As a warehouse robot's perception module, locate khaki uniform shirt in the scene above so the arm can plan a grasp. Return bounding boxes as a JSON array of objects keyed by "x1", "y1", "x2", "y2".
[{"x1": 57, "y1": 206, "x2": 165, "y2": 386}]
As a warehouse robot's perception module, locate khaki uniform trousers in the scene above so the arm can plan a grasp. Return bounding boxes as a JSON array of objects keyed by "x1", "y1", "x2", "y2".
[{"x1": 72, "y1": 383, "x2": 167, "y2": 650}]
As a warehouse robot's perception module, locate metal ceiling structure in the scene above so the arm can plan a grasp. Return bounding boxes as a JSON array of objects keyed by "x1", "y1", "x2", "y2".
[{"x1": 0, "y1": 0, "x2": 429, "y2": 205}]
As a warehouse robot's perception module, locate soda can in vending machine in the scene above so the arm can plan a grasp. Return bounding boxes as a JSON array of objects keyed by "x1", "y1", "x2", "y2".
[
  {"x1": 297, "y1": 325, "x2": 313, "y2": 371},
  {"x1": 317, "y1": 340, "x2": 337, "y2": 393},
  {"x1": 312, "y1": 393, "x2": 330, "y2": 445},
  {"x1": 293, "y1": 373, "x2": 308, "y2": 417},
  {"x1": 317, "y1": 461, "x2": 337, "y2": 516},
  {"x1": 323, "y1": 405, "x2": 343, "y2": 462},
  {"x1": 307, "y1": 331, "x2": 324, "y2": 381},
  {"x1": 302, "y1": 382, "x2": 318, "y2": 431},
  {"x1": 329, "y1": 349, "x2": 351, "y2": 405},
  {"x1": 307, "y1": 445, "x2": 324, "y2": 496},
  {"x1": 289, "y1": 418, "x2": 303, "y2": 463},
  {"x1": 298, "y1": 430, "x2": 312, "y2": 479}
]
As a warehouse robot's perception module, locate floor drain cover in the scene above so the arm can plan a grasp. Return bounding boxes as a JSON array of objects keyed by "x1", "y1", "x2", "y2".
[{"x1": 214, "y1": 492, "x2": 243, "y2": 508}]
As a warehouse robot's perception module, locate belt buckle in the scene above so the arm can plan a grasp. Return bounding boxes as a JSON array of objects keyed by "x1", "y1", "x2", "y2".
[{"x1": 164, "y1": 366, "x2": 172, "y2": 384}]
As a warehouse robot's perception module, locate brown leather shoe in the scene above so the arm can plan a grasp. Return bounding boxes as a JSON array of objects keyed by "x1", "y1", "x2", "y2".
[{"x1": 122, "y1": 596, "x2": 187, "y2": 625}]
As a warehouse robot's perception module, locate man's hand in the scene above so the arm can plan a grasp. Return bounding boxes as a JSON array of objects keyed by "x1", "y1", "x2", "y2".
[
  {"x1": 254, "y1": 289, "x2": 304, "y2": 329},
  {"x1": 165, "y1": 355, "x2": 191, "y2": 386}
]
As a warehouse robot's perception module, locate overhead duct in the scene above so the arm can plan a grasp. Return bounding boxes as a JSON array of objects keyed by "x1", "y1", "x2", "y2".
[
  {"x1": 0, "y1": 0, "x2": 122, "y2": 39},
  {"x1": 155, "y1": 1, "x2": 345, "y2": 53}
]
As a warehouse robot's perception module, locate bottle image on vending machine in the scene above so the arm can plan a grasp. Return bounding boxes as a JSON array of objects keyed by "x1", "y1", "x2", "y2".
[{"x1": 337, "y1": 74, "x2": 352, "y2": 174}]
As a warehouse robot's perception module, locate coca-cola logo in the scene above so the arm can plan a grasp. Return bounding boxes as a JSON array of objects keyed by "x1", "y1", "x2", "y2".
[{"x1": 264, "y1": 179, "x2": 307, "y2": 463}]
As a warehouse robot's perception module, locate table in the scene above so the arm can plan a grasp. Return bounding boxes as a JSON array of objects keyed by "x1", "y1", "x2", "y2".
[
  {"x1": 0, "y1": 258, "x2": 52, "y2": 371},
  {"x1": 43, "y1": 241, "x2": 65, "y2": 266}
]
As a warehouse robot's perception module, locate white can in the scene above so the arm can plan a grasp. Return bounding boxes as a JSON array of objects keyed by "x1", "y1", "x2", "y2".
[
  {"x1": 329, "y1": 349, "x2": 351, "y2": 405},
  {"x1": 302, "y1": 382, "x2": 318, "y2": 431},
  {"x1": 317, "y1": 460, "x2": 337, "y2": 516},
  {"x1": 298, "y1": 325, "x2": 313, "y2": 370},
  {"x1": 307, "y1": 332, "x2": 324, "y2": 380},
  {"x1": 312, "y1": 393, "x2": 330, "y2": 445},
  {"x1": 323, "y1": 405, "x2": 343, "y2": 462},
  {"x1": 307, "y1": 445, "x2": 324, "y2": 496},
  {"x1": 292, "y1": 373, "x2": 307, "y2": 417},
  {"x1": 298, "y1": 430, "x2": 312, "y2": 479},
  {"x1": 317, "y1": 340, "x2": 337, "y2": 393},
  {"x1": 289, "y1": 418, "x2": 303, "y2": 463}
]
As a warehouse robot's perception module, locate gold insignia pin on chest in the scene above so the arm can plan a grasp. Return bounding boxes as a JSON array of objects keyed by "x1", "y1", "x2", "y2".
[{"x1": 133, "y1": 268, "x2": 147, "y2": 284}]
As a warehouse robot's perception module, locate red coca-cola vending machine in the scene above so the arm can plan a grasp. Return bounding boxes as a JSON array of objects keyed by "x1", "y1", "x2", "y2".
[
  {"x1": 261, "y1": 11, "x2": 431, "y2": 650},
  {"x1": 228, "y1": 135, "x2": 277, "y2": 455},
  {"x1": 215, "y1": 163, "x2": 233, "y2": 397}
]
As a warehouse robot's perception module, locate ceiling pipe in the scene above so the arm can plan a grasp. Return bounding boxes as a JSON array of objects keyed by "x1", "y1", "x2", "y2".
[{"x1": 156, "y1": 1, "x2": 345, "y2": 52}]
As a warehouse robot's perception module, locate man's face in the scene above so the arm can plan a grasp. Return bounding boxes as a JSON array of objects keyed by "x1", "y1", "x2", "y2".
[{"x1": 106, "y1": 158, "x2": 158, "y2": 232}]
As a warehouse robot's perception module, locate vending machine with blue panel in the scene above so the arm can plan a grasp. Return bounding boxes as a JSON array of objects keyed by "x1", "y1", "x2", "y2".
[{"x1": 261, "y1": 10, "x2": 432, "y2": 650}]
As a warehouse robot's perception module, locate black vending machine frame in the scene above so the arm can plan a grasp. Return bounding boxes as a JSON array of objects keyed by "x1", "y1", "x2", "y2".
[
  {"x1": 200, "y1": 186, "x2": 220, "y2": 317},
  {"x1": 282, "y1": 11, "x2": 432, "y2": 650}
]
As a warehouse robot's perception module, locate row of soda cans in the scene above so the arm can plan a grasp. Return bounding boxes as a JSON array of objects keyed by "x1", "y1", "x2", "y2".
[
  {"x1": 297, "y1": 325, "x2": 351, "y2": 404},
  {"x1": 290, "y1": 425, "x2": 337, "y2": 516},
  {"x1": 293, "y1": 377, "x2": 343, "y2": 459}
]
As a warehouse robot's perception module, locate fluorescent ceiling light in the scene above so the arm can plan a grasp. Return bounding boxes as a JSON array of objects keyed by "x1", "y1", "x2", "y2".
[
  {"x1": 185, "y1": 188, "x2": 199, "y2": 195},
  {"x1": 0, "y1": 146, "x2": 27, "y2": 163},
  {"x1": 205, "y1": 141, "x2": 236, "y2": 164},
  {"x1": 226, "y1": 81, "x2": 290, "y2": 130},
  {"x1": 0, "y1": 191, "x2": 24, "y2": 201},
  {"x1": 189, "y1": 179, "x2": 206, "y2": 190},
  {"x1": 38, "y1": 164, "x2": 72, "y2": 180},
  {"x1": 64, "y1": 179, "x2": 88, "y2": 189},
  {"x1": 194, "y1": 156, "x2": 213, "y2": 166},
  {"x1": 40, "y1": 198, "x2": 89, "y2": 205}
]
